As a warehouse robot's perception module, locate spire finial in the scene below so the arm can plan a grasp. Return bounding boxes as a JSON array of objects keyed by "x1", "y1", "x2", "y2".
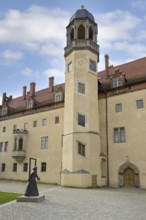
[{"x1": 81, "y1": 5, "x2": 84, "y2": 9}]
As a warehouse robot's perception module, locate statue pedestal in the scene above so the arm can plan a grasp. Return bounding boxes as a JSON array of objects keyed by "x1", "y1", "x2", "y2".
[{"x1": 16, "y1": 194, "x2": 45, "y2": 202}]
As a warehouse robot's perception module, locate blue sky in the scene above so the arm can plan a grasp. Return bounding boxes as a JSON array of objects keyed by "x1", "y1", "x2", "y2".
[{"x1": 0, "y1": 0, "x2": 146, "y2": 104}]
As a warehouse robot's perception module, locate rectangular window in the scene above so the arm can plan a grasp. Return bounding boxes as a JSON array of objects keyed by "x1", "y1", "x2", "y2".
[
  {"x1": 78, "y1": 142, "x2": 85, "y2": 156},
  {"x1": 42, "y1": 119, "x2": 47, "y2": 126},
  {"x1": 55, "y1": 116, "x2": 59, "y2": 124},
  {"x1": 0, "y1": 142, "x2": 3, "y2": 152},
  {"x1": 90, "y1": 59, "x2": 96, "y2": 71},
  {"x1": 1, "y1": 163, "x2": 6, "y2": 172},
  {"x1": 13, "y1": 163, "x2": 17, "y2": 172},
  {"x1": 41, "y1": 136, "x2": 48, "y2": 149},
  {"x1": 33, "y1": 120, "x2": 37, "y2": 127},
  {"x1": 78, "y1": 82, "x2": 85, "y2": 94},
  {"x1": 3, "y1": 127, "x2": 6, "y2": 132},
  {"x1": 24, "y1": 123, "x2": 28, "y2": 130},
  {"x1": 136, "y1": 99, "x2": 144, "y2": 109},
  {"x1": 115, "y1": 103, "x2": 122, "y2": 112},
  {"x1": 114, "y1": 127, "x2": 125, "y2": 143},
  {"x1": 78, "y1": 114, "x2": 85, "y2": 127},
  {"x1": 4, "y1": 141, "x2": 8, "y2": 152},
  {"x1": 41, "y1": 162, "x2": 47, "y2": 172},
  {"x1": 23, "y1": 163, "x2": 28, "y2": 172},
  {"x1": 13, "y1": 124, "x2": 17, "y2": 130},
  {"x1": 68, "y1": 62, "x2": 72, "y2": 72}
]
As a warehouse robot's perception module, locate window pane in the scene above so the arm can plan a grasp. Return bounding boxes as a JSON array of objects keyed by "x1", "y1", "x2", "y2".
[
  {"x1": 68, "y1": 62, "x2": 72, "y2": 72},
  {"x1": 114, "y1": 128, "x2": 119, "y2": 143},
  {"x1": 42, "y1": 119, "x2": 47, "y2": 126},
  {"x1": 33, "y1": 120, "x2": 37, "y2": 127},
  {"x1": 113, "y1": 77, "x2": 122, "y2": 88},
  {"x1": 78, "y1": 114, "x2": 85, "y2": 127},
  {"x1": 136, "y1": 100, "x2": 143, "y2": 109},
  {"x1": 78, "y1": 142, "x2": 85, "y2": 156},
  {"x1": 1, "y1": 163, "x2": 5, "y2": 172},
  {"x1": 90, "y1": 59, "x2": 96, "y2": 71},
  {"x1": 4, "y1": 141, "x2": 8, "y2": 152},
  {"x1": 78, "y1": 82, "x2": 85, "y2": 94},
  {"x1": 120, "y1": 127, "x2": 125, "y2": 142},
  {"x1": 55, "y1": 116, "x2": 59, "y2": 124},
  {"x1": 41, "y1": 162, "x2": 46, "y2": 172},
  {"x1": 41, "y1": 137, "x2": 48, "y2": 149},
  {"x1": 13, "y1": 163, "x2": 17, "y2": 172},
  {"x1": 115, "y1": 103, "x2": 122, "y2": 112},
  {"x1": 23, "y1": 163, "x2": 28, "y2": 172},
  {"x1": 0, "y1": 142, "x2": 3, "y2": 152},
  {"x1": 55, "y1": 93, "x2": 62, "y2": 102}
]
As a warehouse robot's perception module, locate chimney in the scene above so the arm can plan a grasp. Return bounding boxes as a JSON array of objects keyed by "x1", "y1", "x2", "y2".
[
  {"x1": 105, "y1": 54, "x2": 109, "y2": 79},
  {"x1": 23, "y1": 86, "x2": 27, "y2": 100},
  {"x1": 49, "y1": 77, "x2": 54, "y2": 92},
  {"x1": 2, "y1": 93, "x2": 6, "y2": 105},
  {"x1": 30, "y1": 82, "x2": 36, "y2": 97}
]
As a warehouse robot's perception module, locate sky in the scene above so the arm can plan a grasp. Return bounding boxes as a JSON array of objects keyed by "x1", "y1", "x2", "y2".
[{"x1": 0, "y1": 0, "x2": 146, "y2": 104}]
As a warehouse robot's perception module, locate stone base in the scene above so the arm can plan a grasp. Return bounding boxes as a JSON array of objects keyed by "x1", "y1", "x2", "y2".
[{"x1": 16, "y1": 194, "x2": 45, "y2": 202}]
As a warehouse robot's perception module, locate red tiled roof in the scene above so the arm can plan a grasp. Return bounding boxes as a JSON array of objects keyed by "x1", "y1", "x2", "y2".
[
  {"x1": 98, "y1": 57, "x2": 146, "y2": 82},
  {"x1": 7, "y1": 83, "x2": 65, "y2": 111}
]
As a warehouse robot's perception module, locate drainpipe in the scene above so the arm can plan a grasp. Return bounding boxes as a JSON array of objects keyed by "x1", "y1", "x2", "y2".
[{"x1": 105, "y1": 87, "x2": 109, "y2": 187}]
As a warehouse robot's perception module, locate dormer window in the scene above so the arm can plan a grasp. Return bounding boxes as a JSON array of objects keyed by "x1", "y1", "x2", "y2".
[
  {"x1": 26, "y1": 100, "x2": 34, "y2": 109},
  {"x1": 113, "y1": 77, "x2": 123, "y2": 88},
  {"x1": 55, "y1": 93, "x2": 62, "y2": 102},
  {"x1": 1, "y1": 105, "x2": 8, "y2": 115}
]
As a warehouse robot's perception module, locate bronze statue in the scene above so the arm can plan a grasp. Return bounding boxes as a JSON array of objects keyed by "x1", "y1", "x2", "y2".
[{"x1": 25, "y1": 166, "x2": 40, "y2": 197}]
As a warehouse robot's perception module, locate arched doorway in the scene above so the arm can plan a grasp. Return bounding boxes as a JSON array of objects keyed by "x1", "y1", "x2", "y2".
[
  {"x1": 118, "y1": 161, "x2": 139, "y2": 187},
  {"x1": 123, "y1": 168, "x2": 135, "y2": 187}
]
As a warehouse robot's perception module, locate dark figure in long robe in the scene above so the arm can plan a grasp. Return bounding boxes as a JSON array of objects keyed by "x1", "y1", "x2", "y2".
[{"x1": 24, "y1": 166, "x2": 40, "y2": 197}]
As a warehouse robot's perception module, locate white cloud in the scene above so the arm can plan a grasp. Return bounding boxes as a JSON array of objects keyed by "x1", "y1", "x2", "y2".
[
  {"x1": 131, "y1": 0, "x2": 146, "y2": 9},
  {"x1": 0, "y1": 5, "x2": 69, "y2": 45},
  {"x1": 22, "y1": 67, "x2": 40, "y2": 77},
  {"x1": 43, "y1": 68, "x2": 64, "y2": 84},
  {"x1": 97, "y1": 10, "x2": 141, "y2": 47},
  {"x1": 0, "y1": 49, "x2": 23, "y2": 64}
]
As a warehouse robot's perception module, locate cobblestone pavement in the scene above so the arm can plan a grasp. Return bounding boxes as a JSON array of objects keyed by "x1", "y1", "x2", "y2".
[{"x1": 0, "y1": 181, "x2": 146, "y2": 220}]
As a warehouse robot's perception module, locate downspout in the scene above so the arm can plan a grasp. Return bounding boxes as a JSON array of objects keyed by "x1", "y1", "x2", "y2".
[{"x1": 105, "y1": 88, "x2": 109, "y2": 187}]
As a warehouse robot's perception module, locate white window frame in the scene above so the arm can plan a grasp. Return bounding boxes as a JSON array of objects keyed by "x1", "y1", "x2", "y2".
[
  {"x1": 41, "y1": 136, "x2": 48, "y2": 149},
  {"x1": 113, "y1": 77, "x2": 122, "y2": 88},
  {"x1": 55, "y1": 93, "x2": 62, "y2": 102},
  {"x1": 114, "y1": 127, "x2": 125, "y2": 143}
]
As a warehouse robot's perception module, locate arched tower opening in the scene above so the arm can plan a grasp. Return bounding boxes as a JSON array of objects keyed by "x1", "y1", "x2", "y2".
[
  {"x1": 78, "y1": 24, "x2": 85, "y2": 39},
  {"x1": 89, "y1": 27, "x2": 93, "y2": 40}
]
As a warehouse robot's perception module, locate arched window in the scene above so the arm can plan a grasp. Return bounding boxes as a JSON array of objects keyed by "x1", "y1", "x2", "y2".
[
  {"x1": 89, "y1": 27, "x2": 93, "y2": 40},
  {"x1": 78, "y1": 25, "x2": 85, "y2": 39},
  {"x1": 18, "y1": 137, "x2": 23, "y2": 150},
  {"x1": 70, "y1": 28, "x2": 74, "y2": 41}
]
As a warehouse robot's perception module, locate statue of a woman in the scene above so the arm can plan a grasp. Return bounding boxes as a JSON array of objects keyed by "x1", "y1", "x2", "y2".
[{"x1": 24, "y1": 166, "x2": 40, "y2": 197}]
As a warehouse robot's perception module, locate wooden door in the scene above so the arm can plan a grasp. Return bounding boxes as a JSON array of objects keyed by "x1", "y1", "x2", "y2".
[{"x1": 124, "y1": 168, "x2": 135, "y2": 187}]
